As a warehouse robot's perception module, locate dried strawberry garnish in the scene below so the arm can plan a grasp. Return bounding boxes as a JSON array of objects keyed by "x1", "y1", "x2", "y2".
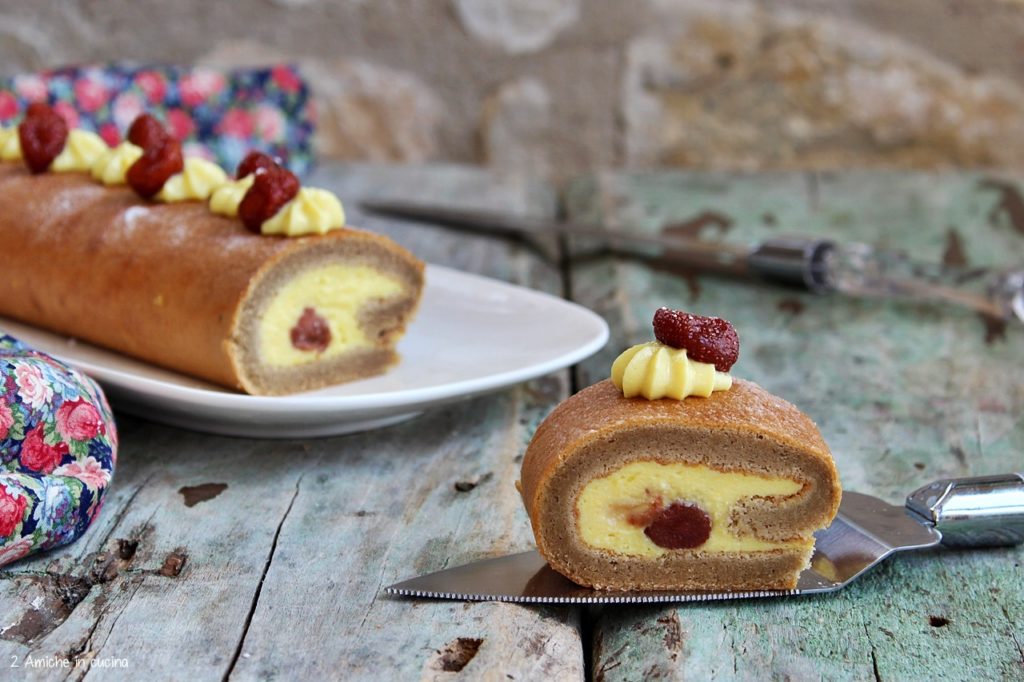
[
  {"x1": 127, "y1": 113, "x2": 171, "y2": 148},
  {"x1": 290, "y1": 307, "x2": 332, "y2": 351},
  {"x1": 652, "y1": 307, "x2": 739, "y2": 372},
  {"x1": 125, "y1": 113, "x2": 183, "y2": 198},
  {"x1": 238, "y1": 165, "x2": 300, "y2": 233},
  {"x1": 126, "y1": 138, "x2": 184, "y2": 198},
  {"x1": 643, "y1": 502, "x2": 712, "y2": 550},
  {"x1": 18, "y1": 103, "x2": 69, "y2": 173},
  {"x1": 236, "y1": 151, "x2": 278, "y2": 179}
]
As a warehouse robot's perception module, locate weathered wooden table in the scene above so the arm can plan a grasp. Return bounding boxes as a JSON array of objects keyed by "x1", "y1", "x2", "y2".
[{"x1": 0, "y1": 165, "x2": 1021, "y2": 680}]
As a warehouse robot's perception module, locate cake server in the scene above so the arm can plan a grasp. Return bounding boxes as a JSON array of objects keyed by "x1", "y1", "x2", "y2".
[
  {"x1": 360, "y1": 200, "x2": 1024, "y2": 323},
  {"x1": 384, "y1": 473, "x2": 1024, "y2": 604}
]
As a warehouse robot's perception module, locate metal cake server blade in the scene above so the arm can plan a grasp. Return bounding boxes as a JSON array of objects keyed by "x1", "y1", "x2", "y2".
[{"x1": 385, "y1": 474, "x2": 1024, "y2": 604}]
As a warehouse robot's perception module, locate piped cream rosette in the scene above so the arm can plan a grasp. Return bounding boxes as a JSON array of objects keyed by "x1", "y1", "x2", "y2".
[{"x1": 611, "y1": 341, "x2": 731, "y2": 400}]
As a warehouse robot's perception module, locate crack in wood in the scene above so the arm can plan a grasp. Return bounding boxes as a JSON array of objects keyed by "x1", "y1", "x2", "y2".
[
  {"x1": 358, "y1": 558, "x2": 390, "y2": 632},
  {"x1": 65, "y1": 575, "x2": 146, "y2": 682},
  {"x1": 1010, "y1": 630, "x2": 1024, "y2": 666},
  {"x1": 64, "y1": 612, "x2": 104, "y2": 669},
  {"x1": 728, "y1": 627, "x2": 738, "y2": 676},
  {"x1": 594, "y1": 641, "x2": 628, "y2": 682},
  {"x1": 863, "y1": 622, "x2": 882, "y2": 682},
  {"x1": 222, "y1": 472, "x2": 305, "y2": 681},
  {"x1": 580, "y1": 606, "x2": 596, "y2": 682},
  {"x1": 1000, "y1": 604, "x2": 1024, "y2": 666}
]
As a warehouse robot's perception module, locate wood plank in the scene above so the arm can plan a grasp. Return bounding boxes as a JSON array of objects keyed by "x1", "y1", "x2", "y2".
[
  {"x1": 567, "y1": 170, "x2": 1024, "y2": 680},
  {"x1": 0, "y1": 164, "x2": 583, "y2": 680},
  {"x1": 225, "y1": 379, "x2": 580, "y2": 680},
  {"x1": 225, "y1": 164, "x2": 580, "y2": 680}
]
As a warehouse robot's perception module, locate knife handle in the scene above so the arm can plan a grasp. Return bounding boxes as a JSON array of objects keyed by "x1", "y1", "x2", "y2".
[
  {"x1": 748, "y1": 236, "x2": 1024, "y2": 321},
  {"x1": 906, "y1": 473, "x2": 1024, "y2": 548}
]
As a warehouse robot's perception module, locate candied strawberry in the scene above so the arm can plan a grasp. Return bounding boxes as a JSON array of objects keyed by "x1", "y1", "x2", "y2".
[
  {"x1": 652, "y1": 307, "x2": 739, "y2": 372},
  {"x1": 290, "y1": 307, "x2": 332, "y2": 351},
  {"x1": 127, "y1": 138, "x2": 184, "y2": 198},
  {"x1": 127, "y1": 113, "x2": 170, "y2": 148},
  {"x1": 238, "y1": 165, "x2": 300, "y2": 233},
  {"x1": 18, "y1": 103, "x2": 69, "y2": 173},
  {"x1": 643, "y1": 502, "x2": 712, "y2": 550},
  {"x1": 236, "y1": 151, "x2": 278, "y2": 179}
]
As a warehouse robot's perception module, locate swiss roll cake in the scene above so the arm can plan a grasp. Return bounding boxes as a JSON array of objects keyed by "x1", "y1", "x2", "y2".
[
  {"x1": 0, "y1": 108, "x2": 423, "y2": 395},
  {"x1": 518, "y1": 308, "x2": 841, "y2": 591}
]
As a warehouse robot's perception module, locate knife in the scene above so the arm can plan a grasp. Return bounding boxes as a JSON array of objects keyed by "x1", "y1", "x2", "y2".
[
  {"x1": 360, "y1": 199, "x2": 1024, "y2": 323},
  {"x1": 384, "y1": 473, "x2": 1024, "y2": 604}
]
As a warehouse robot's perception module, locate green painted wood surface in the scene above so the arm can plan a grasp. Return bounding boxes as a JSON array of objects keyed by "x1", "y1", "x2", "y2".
[
  {"x1": 566, "y1": 170, "x2": 1024, "y2": 681},
  {"x1": 0, "y1": 165, "x2": 1021, "y2": 680}
]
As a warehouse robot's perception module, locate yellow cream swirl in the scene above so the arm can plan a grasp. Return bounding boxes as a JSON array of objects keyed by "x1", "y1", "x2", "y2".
[
  {"x1": 209, "y1": 174, "x2": 254, "y2": 218},
  {"x1": 261, "y1": 188, "x2": 346, "y2": 236},
  {"x1": 611, "y1": 341, "x2": 731, "y2": 400},
  {"x1": 156, "y1": 157, "x2": 229, "y2": 202},
  {"x1": 577, "y1": 462, "x2": 807, "y2": 557},
  {"x1": 91, "y1": 141, "x2": 143, "y2": 185},
  {"x1": 0, "y1": 127, "x2": 21, "y2": 161},
  {"x1": 51, "y1": 130, "x2": 109, "y2": 173}
]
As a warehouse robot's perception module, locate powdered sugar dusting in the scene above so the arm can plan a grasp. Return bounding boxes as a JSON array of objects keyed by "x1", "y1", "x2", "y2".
[
  {"x1": 28, "y1": 185, "x2": 106, "y2": 241},
  {"x1": 120, "y1": 205, "x2": 151, "y2": 236},
  {"x1": 163, "y1": 221, "x2": 191, "y2": 247},
  {"x1": 216, "y1": 233, "x2": 258, "y2": 253},
  {"x1": 41, "y1": 186, "x2": 103, "y2": 221}
]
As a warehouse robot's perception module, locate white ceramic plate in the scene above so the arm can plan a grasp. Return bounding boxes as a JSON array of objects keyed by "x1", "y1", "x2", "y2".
[{"x1": 0, "y1": 265, "x2": 608, "y2": 438}]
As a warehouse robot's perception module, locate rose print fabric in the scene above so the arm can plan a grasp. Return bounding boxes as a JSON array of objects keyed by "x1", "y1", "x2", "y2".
[
  {"x1": 0, "y1": 335, "x2": 117, "y2": 567},
  {"x1": 0, "y1": 64, "x2": 314, "y2": 176}
]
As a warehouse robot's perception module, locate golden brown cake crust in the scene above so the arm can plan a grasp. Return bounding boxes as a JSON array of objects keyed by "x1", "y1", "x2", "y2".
[
  {"x1": 519, "y1": 379, "x2": 841, "y2": 590},
  {"x1": 0, "y1": 165, "x2": 424, "y2": 394}
]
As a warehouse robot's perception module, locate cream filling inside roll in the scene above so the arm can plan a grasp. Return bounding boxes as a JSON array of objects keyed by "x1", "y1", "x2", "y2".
[
  {"x1": 576, "y1": 461, "x2": 811, "y2": 558},
  {"x1": 258, "y1": 264, "x2": 404, "y2": 368}
]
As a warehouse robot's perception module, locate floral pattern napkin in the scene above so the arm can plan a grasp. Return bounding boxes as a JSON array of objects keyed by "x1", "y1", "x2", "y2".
[
  {"x1": 0, "y1": 64, "x2": 315, "y2": 176},
  {"x1": 0, "y1": 336, "x2": 117, "y2": 567}
]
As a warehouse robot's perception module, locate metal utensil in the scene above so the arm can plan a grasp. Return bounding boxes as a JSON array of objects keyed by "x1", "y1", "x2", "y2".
[
  {"x1": 360, "y1": 200, "x2": 1024, "y2": 323},
  {"x1": 384, "y1": 473, "x2": 1024, "y2": 604}
]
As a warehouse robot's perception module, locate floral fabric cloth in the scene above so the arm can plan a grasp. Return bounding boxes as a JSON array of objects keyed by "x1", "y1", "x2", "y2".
[
  {"x1": 0, "y1": 64, "x2": 315, "y2": 176},
  {"x1": 0, "y1": 335, "x2": 117, "y2": 567}
]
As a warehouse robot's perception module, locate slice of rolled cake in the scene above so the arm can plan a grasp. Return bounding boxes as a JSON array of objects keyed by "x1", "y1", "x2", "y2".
[
  {"x1": 0, "y1": 156, "x2": 423, "y2": 396},
  {"x1": 518, "y1": 308, "x2": 841, "y2": 591}
]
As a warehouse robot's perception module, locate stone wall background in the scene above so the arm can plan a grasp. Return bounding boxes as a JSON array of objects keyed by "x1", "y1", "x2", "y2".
[{"x1": 3, "y1": 0, "x2": 1024, "y2": 180}]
